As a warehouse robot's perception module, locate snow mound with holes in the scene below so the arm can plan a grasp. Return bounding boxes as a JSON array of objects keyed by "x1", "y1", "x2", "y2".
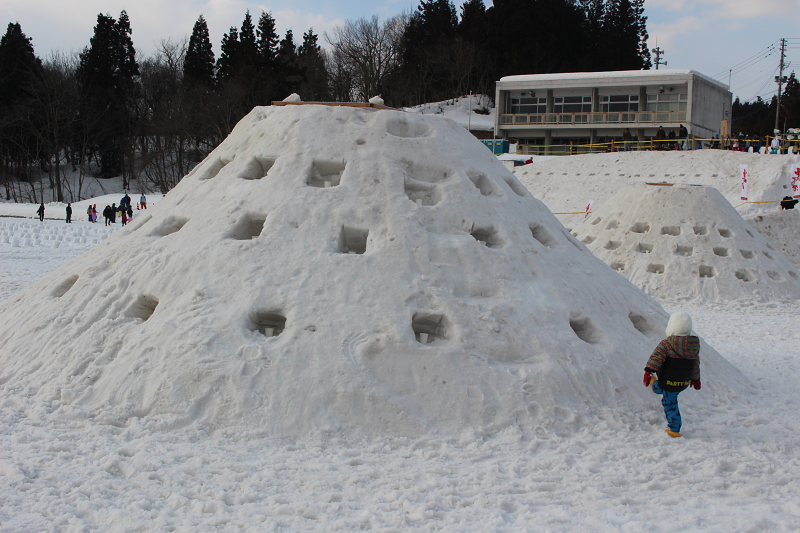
[
  {"x1": 0, "y1": 105, "x2": 748, "y2": 437},
  {"x1": 573, "y1": 183, "x2": 800, "y2": 302},
  {"x1": 515, "y1": 150, "x2": 800, "y2": 230},
  {"x1": 744, "y1": 209, "x2": 800, "y2": 267}
]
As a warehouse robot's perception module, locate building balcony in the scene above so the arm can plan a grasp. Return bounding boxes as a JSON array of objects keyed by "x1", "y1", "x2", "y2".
[{"x1": 499, "y1": 111, "x2": 687, "y2": 127}]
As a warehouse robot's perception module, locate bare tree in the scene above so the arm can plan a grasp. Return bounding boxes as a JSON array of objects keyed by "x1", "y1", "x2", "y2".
[{"x1": 325, "y1": 14, "x2": 406, "y2": 102}]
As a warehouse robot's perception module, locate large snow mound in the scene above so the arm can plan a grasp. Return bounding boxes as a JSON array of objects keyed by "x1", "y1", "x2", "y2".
[
  {"x1": 516, "y1": 150, "x2": 800, "y2": 230},
  {"x1": 572, "y1": 184, "x2": 800, "y2": 302},
  {"x1": 744, "y1": 209, "x2": 800, "y2": 267},
  {"x1": 0, "y1": 105, "x2": 748, "y2": 437}
]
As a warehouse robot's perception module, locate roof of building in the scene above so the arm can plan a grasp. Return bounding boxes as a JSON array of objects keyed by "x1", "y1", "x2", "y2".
[{"x1": 499, "y1": 69, "x2": 729, "y2": 91}]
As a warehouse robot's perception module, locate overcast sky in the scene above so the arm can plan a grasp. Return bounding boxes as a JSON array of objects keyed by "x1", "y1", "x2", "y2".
[{"x1": 2, "y1": 0, "x2": 799, "y2": 102}]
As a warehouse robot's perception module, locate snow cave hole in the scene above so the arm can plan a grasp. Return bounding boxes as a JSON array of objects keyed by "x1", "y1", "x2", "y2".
[
  {"x1": 529, "y1": 223, "x2": 559, "y2": 248},
  {"x1": 471, "y1": 225, "x2": 504, "y2": 249},
  {"x1": 661, "y1": 226, "x2": 681, "y2": 236},
  {"x1": 229, "y1": 214, "x2": 267, "y2": 240},
  {"x1": 713, "y1": 247, "x2": 729, "y2": 257},
  {"x1": 647, "y1": 263, "x2": 665, "y2": 274},
  {"x1": 636, "y1": 242, "x2": 654, "y2": 253},
  {"x1": 789, "y1": 271, "x2": 799, "y2": 280},
  {"x1": 569, "y1": 314, "x2": 604, "y2": 344},
  {"x1": 628, "y1": 312, "x2": 662, "y2": 337},
  {"x1": 590, "y1": 217, "x2": 602, "y2": 226},
  {"x1": 149, "y1": 216, "x2": 189, "y2": 237},
  {"x1": 606, "y1": 220, "x2": 619, "y2": 230},
  {"x1": 699, "y1": 265, "x2": 716, "y2": 278},
  {"x1": 693, "y1": 225, "x2": 708, "y2": 236},
  {"x1": 412, "y1": 312, "x2": 450, "y2": 344},
  {"x1": 386, "y1": 117, "x2": 431, "y2": 138},
  {"x1": 249, "y1": 310, "x2": 286, "y2": 337},
  {"x1": 125, "y1": 295, "x2": 159, "y2": 322},
  {"x1": 605, "y1": 240, "x2": 621, "y2": 250},
  {"x1": 581, "y1": 235, "x2": 596, "y2": 244},
  {"x1": 675, "y1": 245, "x2": 694, "y2": 256},
  {"x1": 198, "y1": 156, "x2": 231, "y2": 181},
  {"x1": 735, "y1": 269, "x2": 756, "y2": 282},
  {"x1": 611, "y1": 261, "x2": 626, "y2": 271},
  {"x1": 308, "y1": 160, "x2": 346, "y2": 188},
  {"x1": 739, "y1": 249, "x2": 755, "y2": 259},
  {"x1": 405, "y1": 180, "x2": 441, "y2": 206},
  {"x1": 468, "y1": 172, "x2": 501, "y2": 197},
  {"x1": 765, "y1": 242, "x2": 776, "y2": 251},
  {"x1": 630, "y1": 222, "x2": 650, "y2": 234},
  {"x1": 503, "y1": 176, "x2": 528, "y2": 197},
  {"x1": 718, "y1": 228, "x2": 733, "y2": 238},
  {"x1": 339, "y1": 225, "x2": 369, "y2": 254},
  {"x1": 762, "y1": 251, "x2": 774, "y2": 260},
  {"x1": 51, "y1": 274, "x2": 79, "y2": 298},
  {"x1": 745, "y1": 229, "x2": 754, "y2": 238},
  {"x1": 240, "y1": 156, "x2": 277, "y2": 180},
  {"x1": 767, "y1": 270, "x2": 784, "y2": 281}
]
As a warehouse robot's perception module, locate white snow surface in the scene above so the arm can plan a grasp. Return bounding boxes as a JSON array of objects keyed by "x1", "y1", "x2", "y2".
[
  {"x1": 572, "y1": 183, "x2": 800, "y2": 302},
  {"x1": 404, "y1": 95, "x2": 495, "y2": 131},
  {"x1": 515, "y1": 150, "x2": 800, "y2": 230},
  {"x1": 2, "y1": 128, "x2": 800, "y2": 529},
  {"x1": 744, "y1": 209, "x2": 800, "y2": 267}
]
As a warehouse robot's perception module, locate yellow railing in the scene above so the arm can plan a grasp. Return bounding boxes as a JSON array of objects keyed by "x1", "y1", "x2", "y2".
[{"x1": 511, "y1": 136, "x2": 798, "y2": 156}]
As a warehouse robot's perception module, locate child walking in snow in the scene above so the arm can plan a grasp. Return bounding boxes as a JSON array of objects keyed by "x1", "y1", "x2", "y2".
[{"x1": 643, "y1": 311, "x2": 701, "y2": 438}]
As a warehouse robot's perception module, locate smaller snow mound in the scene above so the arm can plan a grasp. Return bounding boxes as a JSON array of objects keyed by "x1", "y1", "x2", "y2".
[
  {"x1": 744, "y1": 209, "x2": 800, "y2": 267},
  {"x1": 573, "y1": 183, "x2": 800, "y2": 302}
]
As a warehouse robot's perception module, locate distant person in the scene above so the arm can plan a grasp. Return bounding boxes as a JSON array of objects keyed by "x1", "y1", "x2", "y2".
[
  {"x1": 37, "y1": 203, "x2": 45, "y2": 222},
  {"x1": 121, "y1": 209, "x2": 128, "y2": 226},
  {"x1": 126, "y1": 205, "x2": 133, "y2": 221},
  {"x1": 110, "y1": 203, "x2": 117, "y2": 224},
  {"x1": 623, "y1": 128, "x2": 633, "y2": 151},
  {"x1": 65, "y1": 203, "x2": 72, "y2": 223},
  {"x1": 87, "y1": 205, "x2": 93, "y2": 222},
  {"x1": 92, "y1": 205, "x2": 98, "y2": 223},
  {"x1": 123, "y1": 192, "x2": 131, "y2": 209},
  {"x1": 655, "y1": 126, "x2": 666, "y2": 150},
  {"x1": 771, "y1": 136, "x2": 781, "y2": 154},
  {"x1": 103, "y1": 205, "x2": 111, "y2": 226},
  {"x1": 678, "y1": 124, "x2": 688, "y2": 150},
  {"x1": 140, "y1": 193, "x2": 147, "y2": 209},
  {"x1": 668, "y1": 128, "x2": 677, "y2": 150},
  {"x1": 643, "y1": 312, "x2": 701, "y2": 438},
  {"x1": 780, "y1": 196, "x2": 798, "y2": 210}
]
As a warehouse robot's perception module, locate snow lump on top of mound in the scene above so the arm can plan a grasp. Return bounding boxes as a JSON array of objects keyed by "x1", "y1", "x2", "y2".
[
  {"x1": 573, "y1": 183, "x2": 800, "y2": 302},
  {"x1": 0, "y1": 105, "x2": 747, "y2": 437}
]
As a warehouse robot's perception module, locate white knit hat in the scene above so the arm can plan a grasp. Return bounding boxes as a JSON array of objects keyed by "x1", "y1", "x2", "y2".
[{"x1": 666, "y1": 311, "x2": 692, "y2": 337}]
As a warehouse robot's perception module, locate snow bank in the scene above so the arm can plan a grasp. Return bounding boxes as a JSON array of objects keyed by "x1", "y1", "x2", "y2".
[
  {"x1": 515, "y1": 150, "x2": 800, "y2": 230},
  {"x1": 404, "y1": 95, "x2": 494, "y2": 132},
  {"x1": 744, "y1": 209, "x2": 800, "y2": 267},
  {"x1": 572, "y1": 184, "x2": 800, "y2": 302},
  {"x1": 0, "y1": 105, "x2": 748, "y2": 437}
]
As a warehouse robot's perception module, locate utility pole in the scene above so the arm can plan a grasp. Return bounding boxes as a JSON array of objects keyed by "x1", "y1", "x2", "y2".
[
  {"x1": 775, "y1": 38, "x2": 787, "y2": 135},
  {"x1": 652, "y1": 46, "x2": 667, "y2": 70}
]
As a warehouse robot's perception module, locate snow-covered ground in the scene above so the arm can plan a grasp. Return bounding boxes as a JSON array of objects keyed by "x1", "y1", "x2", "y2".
[
  {"x1": 2, "y1": 111, "x2": 800, "y2": 532},
  {"x1": 404, "y1": 94, "x2": 495, "y2": 132}
]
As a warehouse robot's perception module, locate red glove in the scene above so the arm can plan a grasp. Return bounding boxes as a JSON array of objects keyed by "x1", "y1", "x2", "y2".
[
  {"x1": 643, "y1": 371, "x2": 652, "y2": 387},
  {"x1": 691, "y1": 380, "x2": 701, "y2": 390}
]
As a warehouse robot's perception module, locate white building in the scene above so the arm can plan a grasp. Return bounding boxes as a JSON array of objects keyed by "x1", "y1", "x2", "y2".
[{"x1": 494, "y1": 69, "x2": 732, "y2": 154}]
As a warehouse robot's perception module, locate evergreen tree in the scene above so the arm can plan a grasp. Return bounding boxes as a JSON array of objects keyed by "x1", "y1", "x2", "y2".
[
  {"x1": 184, "y1": 15, "x2": 215, "y2": 86},
  {"x1": 0, "y1": 22, "x2": 43, "y2": 107},
  {"x1": 582, "y1": 0, "x2": 606, "y2": 70},
  {"x1": 457, "y1": 0, "x2": 487, "y2": 43},
  {"x1": 298, "y1": 28, "x2": 328, "y2": 101},
  {"x1": 239, "y1": 11, "x2": 258, "y2": 69},
  {"x1": 77, "y1": 11, "x2": 140, "y2": 180},
  {"x1": 216, "y1": 26, "x2": 240, "y2": 83},
  {"x1": 276, "y1": 29, "x2": 301, "y2": 97},
  {"x1": 605, "y1": 0, "x2": 649, "y2": 70},
  {"x1": 781, "y1": 72, "x2": 800, "y2": 131},
  {"x1": 256, "y1": 11, "x2": 279, "y2": 69}
]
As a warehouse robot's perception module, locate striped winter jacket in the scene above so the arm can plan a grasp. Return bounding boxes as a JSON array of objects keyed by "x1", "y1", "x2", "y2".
[{"x1": 645, "y1": 336, "x2": 701, "y2": 391}]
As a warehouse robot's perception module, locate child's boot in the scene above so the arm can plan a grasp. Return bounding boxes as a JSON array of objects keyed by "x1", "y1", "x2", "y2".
[{"x1": 665, "y1": 429, "x2": 681, "y2": 438}]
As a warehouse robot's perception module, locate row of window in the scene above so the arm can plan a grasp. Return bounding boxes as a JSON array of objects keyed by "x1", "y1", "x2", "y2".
[{"x1": 510, "y1": 93, "x2": 689, "y2": 114}]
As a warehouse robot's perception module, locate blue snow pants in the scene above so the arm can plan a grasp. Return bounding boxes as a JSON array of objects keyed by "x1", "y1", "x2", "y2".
[{"x1": 652, "y1": 381, "x2": 682, "y2": 432}]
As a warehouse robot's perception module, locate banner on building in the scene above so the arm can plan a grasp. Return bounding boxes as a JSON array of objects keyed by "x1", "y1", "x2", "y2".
[
  {"x1": 740, "y1": 164, "x2": 748, "y2": 201},
  {"x1": 585, "y1": 199, "x2": 594, "y2": 219},
  {"x1": 792, "y1": 164, "x2": 800, "y2": 199}
]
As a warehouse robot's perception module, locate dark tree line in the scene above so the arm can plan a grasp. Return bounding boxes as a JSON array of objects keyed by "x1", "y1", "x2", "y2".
[
  {"x1": 732, "y1": 73, "x2": 800, "y2": 137},
  {"x1": 1, "y1": 0, "x2": 651, "y2": 202}
]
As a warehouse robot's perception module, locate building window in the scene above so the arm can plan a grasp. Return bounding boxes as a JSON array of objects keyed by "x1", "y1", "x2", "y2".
[
  {"x1": 599, "y1": 95, "x2": 638, "y2": 112},
  {"x1": 646, "y1": 93, "x2": 688, "y2": 112},
  {"x1": 510, "y1": 95, "x2": 591, "y2": 114}
]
